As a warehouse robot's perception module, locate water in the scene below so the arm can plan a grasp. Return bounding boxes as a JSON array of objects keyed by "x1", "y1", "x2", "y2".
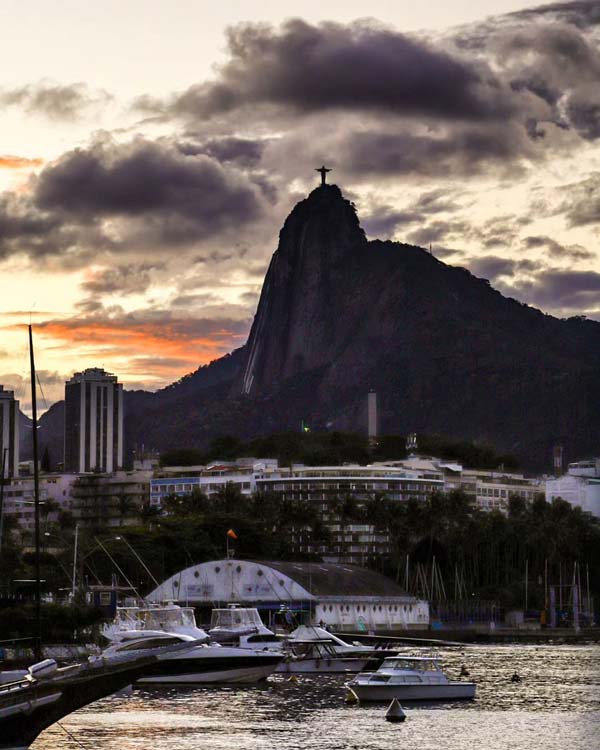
[{"x1": 32, "y1": 645, "x2": 600, "y2": 750}]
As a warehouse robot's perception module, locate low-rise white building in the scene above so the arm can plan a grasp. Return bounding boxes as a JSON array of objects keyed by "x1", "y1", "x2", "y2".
[
  {"x1": 546, "y1": 459, "x2": 600, "y2": 517},
  {"x1": 146, "y1": 558, "x2": 429, "y2": 632}
]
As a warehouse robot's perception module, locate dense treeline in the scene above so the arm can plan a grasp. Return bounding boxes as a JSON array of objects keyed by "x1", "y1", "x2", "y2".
[
  {"x1": 2, "y1": 487, "x2": 598, "y2": 623},
  {"x1": 160, "y1": 430, "x2": 520, "y2": 471}
]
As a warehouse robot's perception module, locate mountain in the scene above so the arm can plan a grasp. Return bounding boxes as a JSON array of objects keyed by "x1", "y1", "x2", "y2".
[{"x1": 40, "y1": 183, "x2": 600, "y2": 469}]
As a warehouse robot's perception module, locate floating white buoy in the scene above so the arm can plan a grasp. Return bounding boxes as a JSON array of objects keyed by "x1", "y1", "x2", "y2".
[{"x1": 385, "y1": 698, "x2": 406, "y2": 722}]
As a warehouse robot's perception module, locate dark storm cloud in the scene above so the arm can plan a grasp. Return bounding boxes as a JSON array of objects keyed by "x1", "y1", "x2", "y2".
[
  {"x1": 406, "y1": 220, "x2": 473, "y2": 247},
  {"x1": 509, "y1": 1, "x2": 600, "y2": 28},
  {"x1": 361, "y1": 190, "x2": 466, "y2": 239},
  {"x1": 523, "y1": 235, "x2": 595, "y2": 260},
  {"x1": 564, "y1": 87, "x2": 600, "y2": 140},
  {"x1": 361, "y1": 208, "x2": 422, "y2": 238},
  {"x1": 145, "y1": 19, "x2": 513, "y2": 122},
  {"x1": 560, "y1": 173, "x2": 600, "y2": 226},
  {"x1": 80, "y1": 263, "x2": 165, "y2": 296},
  {"x1": 453, "y1": 5, "x2": 600, "y2": 145},
  {"x1": 506, "y1": 269, "x2": 600, "y2": 311},
  {"x1": 339, "y1": 124, "x2": 534, "y2": 178},
  {"x1": 467, "y1": 255, "x2": 537, "y2": 280},
  {"x1": 0, "y1": 193, "x2": 102, "y2": 263},
  {"x1": 1, "y1": 81, "x2": 111, "y2": 120},
  {"x1": 177, "y1": 135, "x2": 266, "y2": 166},
  {"x1": 35, "y1": 139, "x2": 263, "y2": 230},
  {"x1": 0, "y1": 138, "x2": 270, "y2": 267}
]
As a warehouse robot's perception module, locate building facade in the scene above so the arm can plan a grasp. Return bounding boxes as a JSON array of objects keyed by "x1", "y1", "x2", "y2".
[
  {"x1": 64, "y1": 368, "x2": 123, "y2": 473},
  {"x1": 146, "y1": 559, "x2": 429, "y2": 632},
  {"x1": 0, "y1": 478, "x2": 49, "y2": 533},
  {"x1": 0, "y1": 386, "x2": 19, "y2": 479},
  {"x1": 69, "y1": 470, "x2": 151, "y2": 528},
  {"x1": 546, "y1": 459, "x2": 600, "y2": 518}
]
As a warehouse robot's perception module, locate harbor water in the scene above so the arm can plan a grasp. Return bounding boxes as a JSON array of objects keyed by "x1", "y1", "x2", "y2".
[{"x1": 32, "y1": 645, "x2": 600, "y2": 750}]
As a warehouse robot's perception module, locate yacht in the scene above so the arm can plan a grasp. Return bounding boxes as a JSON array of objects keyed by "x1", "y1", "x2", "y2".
[
  {"x1": 209, "y1": 607, "x2": 397, "y2": 674},
  {"x1": 103, "y1": 602, "x2": 209, "y2": 642},
  {"x1": 346, "y1": 654, "x2": 476, "y2": 702},
  {"x1": 102, "y1": 631, "x2": 283, "y2": 684}
]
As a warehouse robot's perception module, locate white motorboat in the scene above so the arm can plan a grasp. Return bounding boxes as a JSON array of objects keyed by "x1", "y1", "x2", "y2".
[
  {"x1": 346, "y1": 654, "x2": 476, "y2": 701},
  {"x1": 209, "y1": 607, "x2": 397, "y2": 674},
  {"x1": 103, "y1": 602, "x2": 209, "y2": 642},
  {"x1": 102, "y1": 631, "x2": 283, "y2": 684}
]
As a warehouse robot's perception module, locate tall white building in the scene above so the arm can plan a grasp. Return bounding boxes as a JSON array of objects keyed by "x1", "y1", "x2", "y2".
[
  {"x1": 0, "y1": 385, "x2": 19, "y2": 479},
  {"x1": 64, "y1": 368, "x2": 123, "y2": 473}
]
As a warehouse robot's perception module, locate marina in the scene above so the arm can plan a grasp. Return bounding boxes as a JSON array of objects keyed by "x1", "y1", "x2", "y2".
[{"x1": 26, "y1": 644, "x2": 600, "y2": 750}]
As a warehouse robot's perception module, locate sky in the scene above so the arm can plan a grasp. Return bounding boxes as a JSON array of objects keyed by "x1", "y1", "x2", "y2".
[{"x1": 1, "y1": 0, "x2": 600, "y2": 411}]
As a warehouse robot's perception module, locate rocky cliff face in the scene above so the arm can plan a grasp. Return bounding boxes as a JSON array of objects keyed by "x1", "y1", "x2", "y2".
[
  {"x1": 240, "y1": 184, "x2": 368, "y2": 395},
  {"x1": 231, "y1": 182, "x2": 600, "y2": 464},
  {"x1": 40, "y1": 183, "x2": 600, "y2": 469}
]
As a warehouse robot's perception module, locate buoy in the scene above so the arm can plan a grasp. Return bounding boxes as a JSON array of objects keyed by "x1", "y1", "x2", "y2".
[
  {"x1": 345, "y1": 688, "x2": 359, "y2": 704},
  {"x1": 288, "y1": 675, "x2": 299, "y2": 684},
  {"x1": 385, "y1": 698, "x2": 406, "y2": 723},
  {"x1": 510, "y1": 672, "x2": 521, "y2": 683}
]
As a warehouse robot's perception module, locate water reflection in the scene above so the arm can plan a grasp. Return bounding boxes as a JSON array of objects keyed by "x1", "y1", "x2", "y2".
[{"x1": 33, "y1": 645, "x2": 600, "y2": 750}]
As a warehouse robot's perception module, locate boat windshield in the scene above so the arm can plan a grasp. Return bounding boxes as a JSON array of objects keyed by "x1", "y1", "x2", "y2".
[
  {"x1": 142, "y1": 608, "x2": 195, "y2": 629},
  {"x1": 382, "y1": 658, "x2": 440, "y2": 672},
  {"x1": 210, "y1": 608, "x2": 263, "y2": 629}
]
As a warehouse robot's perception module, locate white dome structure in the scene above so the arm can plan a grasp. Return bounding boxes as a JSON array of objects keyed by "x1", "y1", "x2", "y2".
[{"x1": 146, "y1": 559, "x2": 429, "y2": 632}]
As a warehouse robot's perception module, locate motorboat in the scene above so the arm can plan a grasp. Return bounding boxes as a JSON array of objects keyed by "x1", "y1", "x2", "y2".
[
  {"x1": 346, "y1": 654, "x2": 476, "y2": 701},
  {"x1": 208, "y1": 605, "x2": 276, "y2": 643},
  {"x1": 102, "y1": 630, "x2": 283, "y2": 684},
  {"x1": 209, "y1": 607, "x2": 397, "y2": 674},
  {"x1": 103, "y1": 602, "x2": 209, "y2": 642}
]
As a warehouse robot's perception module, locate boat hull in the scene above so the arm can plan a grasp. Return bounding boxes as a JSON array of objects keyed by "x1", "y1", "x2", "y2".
[
  {"x1": 0, "y1": 657, "x2": 156, "y2": 749},
  {"x1": 137, "y1": 654, "x2": 282, "y2": 684},
  {"x1": 349, "y1": 681, "x2": 476, "y2": 702},
  {"x1": 277, "y1": 656, "x2": 375, "y2": 674},
  {"x1": 139, "y1": 664, "x2": 277, "y2": 684}
]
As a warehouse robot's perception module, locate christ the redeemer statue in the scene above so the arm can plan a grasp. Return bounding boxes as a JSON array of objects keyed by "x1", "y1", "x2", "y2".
[{"x1": 316, "y1": 165, "x2": 331, "y2": 185}]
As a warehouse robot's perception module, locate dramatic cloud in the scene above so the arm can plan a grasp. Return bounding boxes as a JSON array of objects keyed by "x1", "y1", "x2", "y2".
[
  {"x1": 560, "y1": 172, "x2": 600, "y2": 226},
  {"x1": 0, "y1": 137, "x2": 271, "y2": 266},
  {"x1": 361, "y1": 190, "x2": 467, "y2": 239},
  {"x1": 502, "y1": 269, "x2": 600, "y2": 315},
  {"x1": 177, "y1": 135, "x2": 266, "y2": 166},
  {"x1": 35, "y1": 138, "x2": 265, "y2": 227},
  {"x1": 80, "y1": 263, "x2": 165, "y2": 296},
  {"x1": 143, "y1": 19, "x2": 513, "y2": 123},
  {"x1": 29, "y1": 309, "x2": 251, "y2": 382},
  {"x1": 0, "y1": 81, "x2": 111, "y2": 120},
  {"x1": 522, "y1": 235, "x2": 595, "y2": 260}
]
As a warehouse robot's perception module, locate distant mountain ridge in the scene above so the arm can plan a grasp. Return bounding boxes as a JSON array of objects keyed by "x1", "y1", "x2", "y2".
[{"x1": 39, "y1": 184, "x2": 600, "y2": 470}]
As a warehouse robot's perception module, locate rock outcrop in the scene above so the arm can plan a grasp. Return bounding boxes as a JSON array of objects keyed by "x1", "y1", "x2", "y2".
[{"x1": 40, "y1": 183, "x2": 600, "y2": 469}]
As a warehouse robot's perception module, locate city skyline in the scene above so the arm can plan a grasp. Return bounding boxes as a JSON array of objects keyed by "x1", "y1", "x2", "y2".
[{"x1": 2, "y1": 1, "x2": 600, "y2": 412}]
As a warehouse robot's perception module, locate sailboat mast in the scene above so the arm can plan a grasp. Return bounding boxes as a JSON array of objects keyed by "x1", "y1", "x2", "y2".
[{"x1": 29, "y1": 324, "x2": 42, "y2": 662}]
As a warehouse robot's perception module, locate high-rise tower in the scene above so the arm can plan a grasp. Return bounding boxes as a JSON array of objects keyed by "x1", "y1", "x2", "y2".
[
  {"x1": 0, "y1": 385, "x2": 19, "y2": 478},
  {"x1": 64, "y1": 368, "x2": 123, "y2": 473}
]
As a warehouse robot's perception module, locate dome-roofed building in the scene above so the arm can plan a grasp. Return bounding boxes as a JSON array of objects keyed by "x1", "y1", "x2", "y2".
[{"x1": 146, "y1": 559, "x2": 429, "y2": 633}]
